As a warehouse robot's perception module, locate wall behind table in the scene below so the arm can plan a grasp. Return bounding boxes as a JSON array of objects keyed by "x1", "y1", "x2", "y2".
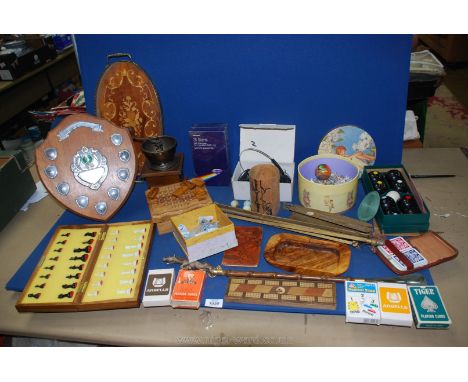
[{"x1": 74, "y1": 35, "x2": 412, "y2": 178}]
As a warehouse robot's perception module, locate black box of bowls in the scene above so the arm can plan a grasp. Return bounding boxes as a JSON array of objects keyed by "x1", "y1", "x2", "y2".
[{"x1": 361, "y1": 165, "x2": 430, "y2": 233}]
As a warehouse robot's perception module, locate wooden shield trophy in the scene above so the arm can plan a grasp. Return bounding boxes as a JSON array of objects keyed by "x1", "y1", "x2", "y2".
[
  {"x1": 36, "y1": 114, "x2": 137, "y2": 221},
  {"x1": 95, "y1": 53, "x2": 163, "y2": 173}
]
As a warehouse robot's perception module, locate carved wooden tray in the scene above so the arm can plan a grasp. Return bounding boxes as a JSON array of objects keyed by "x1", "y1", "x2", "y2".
[
  {"x1": 95, "y1": 53, "x2": 163, "y2": 171},
  {"x1": 36, "y1": 114, "x2": 136, "y2": 221},
  {"x1": 264, "y1": 233, "x2": 351, "y2": 276}
]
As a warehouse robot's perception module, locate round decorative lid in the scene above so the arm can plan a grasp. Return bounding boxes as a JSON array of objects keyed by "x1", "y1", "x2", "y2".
[
  {"x1": 318, "y1": 125, "x2": 377, "y2": 174},
  {"x1": 36, "y1": 114, "x2": 137, "y2": 221}
]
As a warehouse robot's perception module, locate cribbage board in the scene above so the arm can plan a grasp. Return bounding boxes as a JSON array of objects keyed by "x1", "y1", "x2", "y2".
[
  {"x1": 145, "y1": 179, "x2": 212, "y2": 234},
  {"x1": 16, "y1": 221, "x2": 153, "y2": 313},
  {"x1": 225, "y1": 278, "x2": 336, "y2": 310}
]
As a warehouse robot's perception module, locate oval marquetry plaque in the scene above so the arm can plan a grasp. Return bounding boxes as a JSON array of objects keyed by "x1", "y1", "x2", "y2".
[
  {"x1": 95, "y1": 57, "x2": 163, "y2": 171},
  {"x1": 36, "y1": 114, "x2": 137, "y2": 221},
  {"x1": 264, "y1": 233, "x2": 351, "y2": 276}
]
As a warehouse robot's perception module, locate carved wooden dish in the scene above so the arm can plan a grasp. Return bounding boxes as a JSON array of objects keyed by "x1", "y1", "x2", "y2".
[
  {"x1": 36, "y1": 114, "x2": 136, "y2": 221},
  {"x1": 95, "y1": 54, "x2": 163, "y2": 172},
  {"x1": 264, "y1": 233, "x2": 351, "y2": 276}
]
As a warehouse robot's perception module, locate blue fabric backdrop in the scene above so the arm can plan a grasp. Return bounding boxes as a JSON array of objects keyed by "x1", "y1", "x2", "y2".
[{"x1": 74, "y1": 34, "x2": 412, "y2": 177}]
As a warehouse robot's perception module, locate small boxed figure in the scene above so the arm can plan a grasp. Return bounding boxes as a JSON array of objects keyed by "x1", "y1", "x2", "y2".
[
  {"x1": 171, "y1": 269, "x2": 206, "y2": 309},
  {"x1": 378, "y1": 282, "x2": 413, "y2": 327},
  {"x1": 170, "y1": 203, "x2": 238, "y2": 262},
  {"x1": 189, "y1": 123, "x2": 231, "y2": 186},
  {"x1": 142, "y1": 269, "x2": 175, "y2": 307},
  {"x1": 408, "y1": 285, "x2": 452, "y2": 329},
  {"x1": 231, "y1": 124, "x2": 296, "y2": 202},
  {"x1": 345, "y1": 281, "x2": 381, "y2": 325}
]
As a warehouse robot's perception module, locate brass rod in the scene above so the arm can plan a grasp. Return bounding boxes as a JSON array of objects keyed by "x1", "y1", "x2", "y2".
[
  {"x1": 283, "y1": 203, "x2": 372, "y2": 232},
  {"x1": 289, "y1": 212, "x2": 371, "y2": 238},
  {"x1": 224, "y1": 213, "x2": 356, "y2": 245},
  {"x1": 218, "y1": 204, "x2": 381, "y2": 245},
  {"x1": 163, "y1": 256, "x2": 427, "y2": 285}
]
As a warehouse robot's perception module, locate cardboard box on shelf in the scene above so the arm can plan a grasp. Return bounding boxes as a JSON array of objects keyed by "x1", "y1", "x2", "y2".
[{"x1": 0, "y1": 150, "x2": 36, "y2": 231}]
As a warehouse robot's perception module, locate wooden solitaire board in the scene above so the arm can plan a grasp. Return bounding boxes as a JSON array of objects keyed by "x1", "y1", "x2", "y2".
[
  {"x1": 145, "y1": 179, "x2": 212, "y2": 234},
  {"x1": 225, "y1": 277, "x2": 336, "y2": 310},
  {"x1": 16, "y1": 221, "x2": 153, "y2": 313}
]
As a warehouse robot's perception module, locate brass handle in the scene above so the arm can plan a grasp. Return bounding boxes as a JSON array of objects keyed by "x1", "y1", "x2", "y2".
[{"x1": 107, "y1": 53, "x2": 132, "y2": 64}]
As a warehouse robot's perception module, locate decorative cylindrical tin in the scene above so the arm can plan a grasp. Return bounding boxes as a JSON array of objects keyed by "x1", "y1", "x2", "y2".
[{"x1": 298, "y1": 154, "x2": 359, "y2": 213}]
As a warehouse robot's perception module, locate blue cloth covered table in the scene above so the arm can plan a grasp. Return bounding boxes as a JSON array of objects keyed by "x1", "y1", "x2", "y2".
[{"x1": 6, "y1": 181, "x2": 433, "y2": 315}]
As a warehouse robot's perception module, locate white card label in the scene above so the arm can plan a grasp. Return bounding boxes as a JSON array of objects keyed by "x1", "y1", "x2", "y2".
[{"x1": 205, "y1": 299, "x2": 223, "y2": 309}]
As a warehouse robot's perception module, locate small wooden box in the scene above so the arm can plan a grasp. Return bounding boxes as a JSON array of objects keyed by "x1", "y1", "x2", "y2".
[
  {"x1": 145, "y1": 178, "x2": 212, "y2": 235},
  {"x1": 16, "y1": 221, "x2": 153, "y2": 313},
  {"x1": 171, "y1": 204, "x2": 238, "y2": 262}
]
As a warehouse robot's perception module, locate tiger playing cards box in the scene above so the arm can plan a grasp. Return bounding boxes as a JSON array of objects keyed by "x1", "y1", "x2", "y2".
[
  {"x1": 408, "y1": 285, "x2": 452, "y2": 329},
  {"x1": 378, "y1": 282, "x2": 413, "y2": 327}
]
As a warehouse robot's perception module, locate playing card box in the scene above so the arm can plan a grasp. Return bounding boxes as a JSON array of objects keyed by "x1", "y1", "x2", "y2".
[
  {"x1": 374, "y1": 231, "x2": 458, "y2": 275},
  {"x1": 408, "y1": 285, "x2": 452, "y2": 329},
  {"x1": 142, "y1": 268, "x2": 175, "y2": 307},
  {"x1": 378, "y1": 282, "x2": 413, "y2": 327},
  {"x1": 171, "y1": 269, "x2": 206, "y2": 309},
  {"x1": 345, "y1": 281, "x2": 381, "y2": 325}
]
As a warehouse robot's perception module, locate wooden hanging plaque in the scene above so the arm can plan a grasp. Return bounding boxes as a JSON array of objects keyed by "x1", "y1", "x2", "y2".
[
  {"x1": 95, "y1": 53, "x2": 163, "y2": 171},
  {"x1": 264, "y1": 233, "x2": 351, "y2": 276},
  {"x1": 36, "y1": 114, "x2": 137, "y2": 221}
]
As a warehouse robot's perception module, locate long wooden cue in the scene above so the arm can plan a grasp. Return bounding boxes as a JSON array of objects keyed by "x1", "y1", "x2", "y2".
[
  {"x1": 284, "y1": 203, "x2": 372, "y2": 232},
  {"x1": 217, "y1": 203, "x2": 383, "y2": 246},
  {"x1": 163, "y1": 256, "x2": 426, "y2": 285}
]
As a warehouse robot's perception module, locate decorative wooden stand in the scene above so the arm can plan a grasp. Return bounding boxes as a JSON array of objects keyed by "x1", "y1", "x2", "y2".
[{"x1": 140, "y1": 153, "x2": 184, "y2": 187}]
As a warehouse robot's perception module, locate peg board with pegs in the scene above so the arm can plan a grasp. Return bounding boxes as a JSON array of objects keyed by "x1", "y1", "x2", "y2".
[{"x1": 225, "y1": 277, "x2": 337, "y2": 310}]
